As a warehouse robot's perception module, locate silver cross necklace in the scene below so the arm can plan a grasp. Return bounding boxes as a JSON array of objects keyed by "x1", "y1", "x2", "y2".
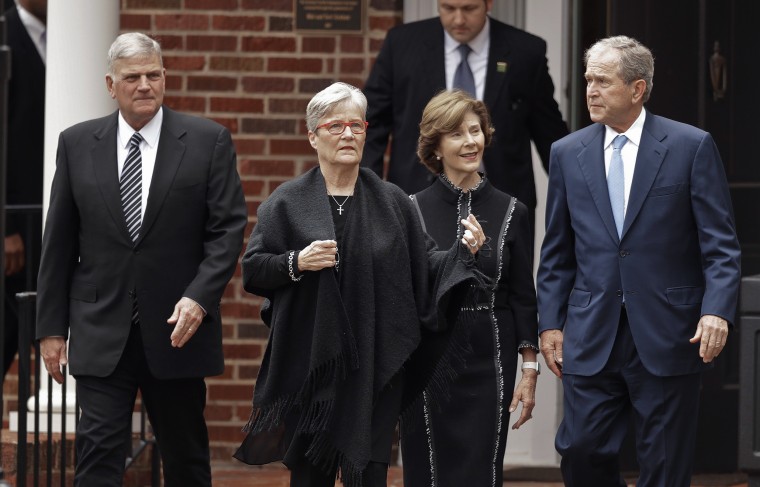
[{"x1": 328, "y1": 190, "x2": 353, "y2": 216}]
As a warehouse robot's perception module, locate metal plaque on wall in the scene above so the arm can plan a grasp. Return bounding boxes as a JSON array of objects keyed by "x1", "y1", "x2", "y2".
[{"x1": 295, "y1": 0, "x2": 363, "y2": 33}]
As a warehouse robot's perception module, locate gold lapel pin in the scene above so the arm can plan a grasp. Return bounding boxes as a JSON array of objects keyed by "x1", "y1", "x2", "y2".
[{"x1": 497, "y1": 61, "x2": 508, "y2": 73}]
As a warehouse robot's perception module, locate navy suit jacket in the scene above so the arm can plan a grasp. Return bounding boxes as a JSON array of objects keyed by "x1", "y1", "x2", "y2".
[
  {"x1": 36, "y1": 107, "x2": 247, "y2": 379},
  {"x1": 362, "y1": 17, "x2": 567, "y2": 208},
  {"x1": 537, "y1": 113, "x2": 740, "y2": 377}
]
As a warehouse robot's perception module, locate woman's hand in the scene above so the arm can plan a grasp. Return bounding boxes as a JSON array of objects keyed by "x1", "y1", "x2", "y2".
[
  {"x1": 460, "y1": 214, "x2": 485, "y2": 255},
  {"x1": 298, "y1": 240, "x2": 338, "y2": 272},
  {"x1": 509, "y1": 369, "x2": 537, "y2": 429}
]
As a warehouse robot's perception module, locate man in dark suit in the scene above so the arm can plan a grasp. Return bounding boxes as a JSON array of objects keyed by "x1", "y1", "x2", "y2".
[
  {"x1": 537, "y1": 36, "x2": 741, "y2": 487},
  {"x1": 36, "y1": 33, "x2": 247, "y2": 486},
  {"x1": 3, "y1": 0, "x2": 46, "y2": 379},
  {"x1": 362, "y1": 0, "x2": 567, "y2": 230}
]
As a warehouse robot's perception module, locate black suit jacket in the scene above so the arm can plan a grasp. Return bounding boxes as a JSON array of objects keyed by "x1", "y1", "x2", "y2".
[
  {"x1": 36, "y1": 107, "x2": 247, "y2": 379},
  {"x1": 363, "y1": 16, "x2": 568, "y2": 208},
  {"x1": 5, "y1": 5, "x2": 45, "y2": 286}
]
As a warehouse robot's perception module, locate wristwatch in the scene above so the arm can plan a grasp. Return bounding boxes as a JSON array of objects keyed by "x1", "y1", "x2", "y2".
[{"x1": 521, "y1": 362, "x2": 541, "y2": 374}]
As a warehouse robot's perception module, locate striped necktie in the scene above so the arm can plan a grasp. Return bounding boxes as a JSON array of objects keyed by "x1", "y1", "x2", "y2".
[{"x1": 121, "y1": 132, "x2": 143, "y2": 242}]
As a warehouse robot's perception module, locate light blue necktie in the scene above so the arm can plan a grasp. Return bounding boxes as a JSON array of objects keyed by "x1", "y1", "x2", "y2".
[
  {"x1": 607, "y1": 135, "x2": 628, "y2": 237},
  {"x1": 454, "y1": 44, "x2": 476, "y2": 98}
]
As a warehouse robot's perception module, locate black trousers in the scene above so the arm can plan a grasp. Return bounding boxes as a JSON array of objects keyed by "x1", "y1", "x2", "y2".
[{"x1": 74, "y1": 324, "x2": 211, "y2": 487}]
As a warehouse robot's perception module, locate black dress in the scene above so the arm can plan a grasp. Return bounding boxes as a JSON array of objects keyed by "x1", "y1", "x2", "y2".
[{"x1": 402, "y1": 174, "x2": 538, "y2": 487}]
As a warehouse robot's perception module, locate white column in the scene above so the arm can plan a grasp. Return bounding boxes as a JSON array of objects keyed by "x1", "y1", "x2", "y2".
[
  {"x1": 503, "y1": 0, "x2": 568, "y2": 468},
  {"x1": 36, "y1": 0, "x2": 119, "y2": 427}
]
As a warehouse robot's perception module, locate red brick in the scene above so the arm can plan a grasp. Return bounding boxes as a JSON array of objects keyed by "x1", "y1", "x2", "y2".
[
  {"x1": 155, "y1": 14, "x2": 210, "y2": 30},
  {"x1": 207, "y1": 384, "x2": 255, "y2": 402},
  {"x1": 204, "y1": 404, "x2": 234, "y2": 421},
  {"x1": 239, "y1": 159, "x2": 296, "y2": 177},
  {"x1": 302, "y1": 36, "x2": 336, "y2": 53},
  {"x1": 154, "y1": 34, "x2": 184, "y2": 50},
  {"x1": 268, "y1": 57, "x2": 322, "y2": 73},
  {"x1": 212, "y1": 15, "x2": 265, "y2": 31},
  {"x1": 269, "y1": 16, "x2": 293, "y2": 32},
  {"x1": 186, "y1": 0, "x2": 239, "y2": 9},
  {"x1": 340, "y1": 57, "x2": 365, "y2": 74},
  {"x1": 120, "y1": 14, "x2": 152, "y2": 30},
  {"x1": 341, "y1": 35, "x2": 364, "y2": 53},
  {"x1": 187, "y1": 35, "x2": 238, "y2": 52},
  {"x1": 369, "y1": 38, "x2": 385, "y2": 52},
  {"x1": 238, "y1": 365, "x2": 261, "y2": 379},
  {"x1": 187, "y1": 75, "x2": 237, "y2": 92},
  {"x1": 242, "y1": 36, "x2": 296, "y2": 53},
  {"x1": 271, "y1": 139, "x2": 314, "y2": 155},
  {"x1": 211, "y1": 117, "x2": 239, "y2": 133},
  {"x1": 241, "y1": 118, "x2": 297, "y2": 135},
  {"x1": 164, "y1": 95, "x2": 206, "y2": 112},
  {"x1": 207, "y1": 423, "x2": 250, "y2": 442},
  {"x1": 269, "y1": 98, "x2": 309, "y2": 115},
  {"x1": 209, "y1": 56, "x2": 264, "y2": 72},
  {"x1": 233, "y1": 138, "x2": 267, "y2": 155},
  {"x1": 241, "y1": 180, "x2": 266, "y2": 196},
  {"x1": 221, "y1": 301, "x2": 263, "y2": 318},
  {"x1": 211, "y1": 97, "x2": 264, "y2": 113},
  {"x1": 238, "y1": 323, "x2": 270, "y2": 339},
  {"x1": 163, "y1": 55, "x2": 206, "y2": 71},
  {"x1": 242, "y1": 77, "x2": 295, "y2": 94},
  {"x1": 246, "y1": 200, "x2": 261, "y2": 217},
  {"x1": 298, "y1": 78, "x2": 334, "y2": 93},
  {"x1": 223, "y1": 343, "x2": 263, "y2": 360},
  {"x1": 165, "y1": 75, "x2": 183, "y2": 91},
  {"x1": 126, "y1": 0, "x2": 180, "y2": 7},
  {"x1": 243, "y1": 0, "x2": 291, "y2": 11}
]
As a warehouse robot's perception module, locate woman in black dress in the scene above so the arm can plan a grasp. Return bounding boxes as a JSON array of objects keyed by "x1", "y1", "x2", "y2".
[
  {"x1": 233, "y1": 82, "x2": 489, "y2": 487},
  {"x1": 402, "y1": 90, "x2": 540, "y2": 487}
]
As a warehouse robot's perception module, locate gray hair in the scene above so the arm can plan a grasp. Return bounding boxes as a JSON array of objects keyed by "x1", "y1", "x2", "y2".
[
  {"x1": 585, "y1": 35, "x2": 654, "y2": 102},
  {"x1": 107, "y1": 33, "x2": 163, "y2": 77},
  {"x1": 305, "y1": 82, "x2": 367, "y2": 132}
]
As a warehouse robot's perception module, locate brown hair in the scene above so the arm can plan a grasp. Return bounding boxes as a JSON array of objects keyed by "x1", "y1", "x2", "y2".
[{"x1": 417, "y1": 90, "x2": 494, "y2": 174}]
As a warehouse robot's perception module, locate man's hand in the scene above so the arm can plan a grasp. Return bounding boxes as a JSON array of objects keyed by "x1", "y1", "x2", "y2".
[
  {"x1": 168, "y1": 297, "x2": 204, "y2": 348},
  {"x1": 40, "y1": 337, "x2": 68, "y2": 384},
  {"x1": 540, "y1": 329, "x2": 564, "y2": 378},
  {"x1": 690, "y1": 314, "x2": 729, "y2": 363},
  {"x1": 4, "y1": 233, "x2": 25, "y2": 276}
]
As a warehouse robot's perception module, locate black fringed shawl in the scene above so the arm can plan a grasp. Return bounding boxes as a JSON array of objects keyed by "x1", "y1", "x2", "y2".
[{"x1": 234, "y1": 168, "x2": 485, "y2": 485}]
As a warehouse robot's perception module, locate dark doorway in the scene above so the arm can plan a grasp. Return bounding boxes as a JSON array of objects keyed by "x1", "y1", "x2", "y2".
[{"x1": 571, "y1": 0, "x2": 758, "y2": 473}]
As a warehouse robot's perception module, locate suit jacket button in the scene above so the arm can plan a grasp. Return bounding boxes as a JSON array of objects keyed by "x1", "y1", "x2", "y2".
[
  {"x1": 128, "y1": 290, "x2": 135, "y2": 298},
  {"x1": 619, "y1": 250, "x2": 628, "y2": 257},
  {"x1": 616, "y1": 290, "x2": 623, "y2": 297}
]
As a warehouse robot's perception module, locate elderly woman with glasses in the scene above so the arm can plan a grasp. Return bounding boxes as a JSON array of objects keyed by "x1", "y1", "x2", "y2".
[
  {"x1": 401, "y1": 90, "x2": 539, "y2": 487},
  {"x1": 234, "y1": 82, "x2": 488, "y2": 487}
]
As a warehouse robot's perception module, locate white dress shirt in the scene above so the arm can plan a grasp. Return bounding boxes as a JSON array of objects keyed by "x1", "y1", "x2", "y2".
[{"x1": 604, "y1": 108, "x2": 647, "y2": 216}]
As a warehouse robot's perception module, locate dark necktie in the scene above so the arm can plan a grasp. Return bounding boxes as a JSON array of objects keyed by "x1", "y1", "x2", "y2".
[
  {"x1": 454, "y1": 43, "x2": 476, "y2": 98},
  {"x1": 121, "y1": 132, "x2": 143, "y2": 242},
  {"x1": 607, "y1": 134, "x2": 628, "y2": 237}
]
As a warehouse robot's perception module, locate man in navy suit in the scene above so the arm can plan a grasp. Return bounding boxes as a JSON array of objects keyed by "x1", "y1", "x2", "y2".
[
  {"x1": 36, "y1": 33, "x2": 247, "y2": 486},
  {"x1": 537, "y1": 36, "x2": 740, "y2": 487},
  {"x1": 362, "y1": 0, "x2": 567, "y2": 232}
]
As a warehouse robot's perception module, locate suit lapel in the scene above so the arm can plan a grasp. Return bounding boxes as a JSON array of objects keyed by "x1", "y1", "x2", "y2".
[
  {"x1": 137, "y1": 108, "x2": 186, "y2": 246},
  {"x1": 91, "y1": 113, "x2": 133, "y2": 243},
  {"x1": 577, "y1": 125, "x2": 620, "y2": 244},
  {"x1": 622, "y1": 115, "x2": 668, "y2": 238},
  {"x1": 483, "y1": 23, "x2": 511, "y2": 109}
]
